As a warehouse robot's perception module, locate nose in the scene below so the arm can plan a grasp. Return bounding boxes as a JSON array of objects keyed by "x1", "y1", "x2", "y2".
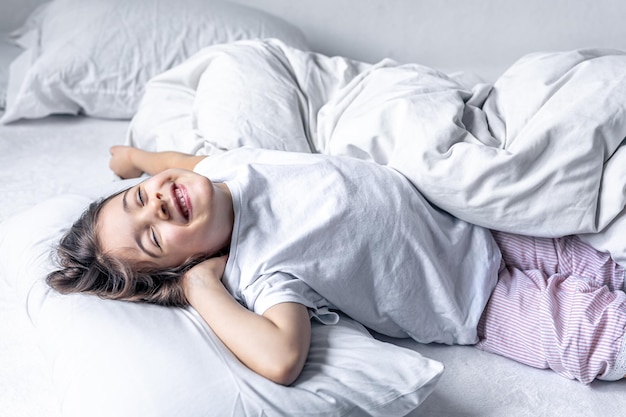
[{"x1": 150, "y1": 192, "x2": 170, "y2": 221}]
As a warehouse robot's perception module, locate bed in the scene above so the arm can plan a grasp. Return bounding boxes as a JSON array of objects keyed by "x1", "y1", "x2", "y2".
[{"x1": 1, "y1": 1, "x2": 626, "y2": 416}]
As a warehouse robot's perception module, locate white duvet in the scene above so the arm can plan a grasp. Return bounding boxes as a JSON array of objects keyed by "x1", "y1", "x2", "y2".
[{"x1": 127, "y1": 39, "x2": 626, "y2": 265}]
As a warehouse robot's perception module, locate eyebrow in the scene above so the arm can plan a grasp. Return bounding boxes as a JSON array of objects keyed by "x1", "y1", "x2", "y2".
[{"x1": 122, "y1": 188, "x2": 159, "y2": 259}]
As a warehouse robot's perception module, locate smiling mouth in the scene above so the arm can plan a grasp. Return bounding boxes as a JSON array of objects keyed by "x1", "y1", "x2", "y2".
[{"x1": 173, "y1": 184, "x2": 190, "y2": 221}]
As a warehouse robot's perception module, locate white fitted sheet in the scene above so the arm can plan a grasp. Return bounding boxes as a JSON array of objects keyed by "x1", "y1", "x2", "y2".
[{"x1": 0, "y1": 115, "x2": 127, "y2": 417}]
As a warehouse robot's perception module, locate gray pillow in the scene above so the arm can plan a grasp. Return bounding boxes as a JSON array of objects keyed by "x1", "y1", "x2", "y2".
[
  {"x1": 1, "y1": 0, "x2": 309, "y2": 123},
  {"x1": 0, "y1": 35, "x2": 21, "y2": 109}
]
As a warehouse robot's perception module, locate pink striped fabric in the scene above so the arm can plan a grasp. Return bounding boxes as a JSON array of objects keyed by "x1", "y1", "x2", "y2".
[{"x1": 476, "y1": 231, "x2": 626, "y2": 384}]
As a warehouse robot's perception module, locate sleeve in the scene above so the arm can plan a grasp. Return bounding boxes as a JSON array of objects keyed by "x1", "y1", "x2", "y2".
[{"x1": 241, "y1": 272, "x2": 339, "y2": 325}]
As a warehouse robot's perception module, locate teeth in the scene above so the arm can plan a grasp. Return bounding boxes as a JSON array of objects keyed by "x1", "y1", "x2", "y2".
[{"x1": 175, "y1": 187, "x2": 189, "y2": 218}]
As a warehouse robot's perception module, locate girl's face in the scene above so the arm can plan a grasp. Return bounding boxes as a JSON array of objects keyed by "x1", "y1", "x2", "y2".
[{"x1": 98, "y1": 168, "x2": 233, "y2": 269}]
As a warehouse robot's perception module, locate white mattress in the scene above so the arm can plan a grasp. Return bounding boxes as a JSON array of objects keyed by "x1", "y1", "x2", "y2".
[
  {"x1": 0, "y1": 115, "x2": 127, "y2": 417},
  {"x1": 0, "y1": 115, "x2": 624, "y2": 417}
]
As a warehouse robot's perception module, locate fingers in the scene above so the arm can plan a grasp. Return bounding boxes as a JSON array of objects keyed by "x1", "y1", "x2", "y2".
[
  {"x1": 108, "y1": 146, "x2": 142, "y2": 179},
  {"x1": 185, "y1": 255, "x2": 229, "y2": 282},
  {"x1": 202, "y1": 254, "x2": 229, "y2": 276},
  {"x1": 182, "y1": 255, "x2": 230, "y2": 302}
]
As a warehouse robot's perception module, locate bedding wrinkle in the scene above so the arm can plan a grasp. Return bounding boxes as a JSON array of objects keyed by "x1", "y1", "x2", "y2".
[
  {"x1": 266, "y1": 44, "x2": 314, "y2": 150},
  {"x1": 308, "y1": 47, "x2": 626, "y2": 243}
]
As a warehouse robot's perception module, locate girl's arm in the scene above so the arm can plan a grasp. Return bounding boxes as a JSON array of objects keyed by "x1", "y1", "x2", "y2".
[
  {"x1": 182, "y1": 256, "x2": 311, "y2": 386},
  {"x1": 109, "y1": 145, "x2": 207, "y2": 178}
]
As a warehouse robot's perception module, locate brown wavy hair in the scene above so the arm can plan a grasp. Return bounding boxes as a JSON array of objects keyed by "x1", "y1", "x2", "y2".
[{"x1": 46, "y1": 190, "x2": 208, "y2": 307}]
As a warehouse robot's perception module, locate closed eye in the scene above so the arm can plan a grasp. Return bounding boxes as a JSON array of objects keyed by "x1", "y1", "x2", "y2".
[
  {"x1": 136, "y1": 187, "x2": 144, "y2": 206},
  {"x1": 150, "y1": 227, "x2": 161, "y2": 249}
]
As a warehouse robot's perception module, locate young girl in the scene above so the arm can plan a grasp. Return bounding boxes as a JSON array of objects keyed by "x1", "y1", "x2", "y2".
[{"x1": 47, "y1": 145, "x2": 626, "y2": 385}]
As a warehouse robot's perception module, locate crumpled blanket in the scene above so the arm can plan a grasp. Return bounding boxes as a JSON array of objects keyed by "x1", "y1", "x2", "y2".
[{"x1": 126, "y1": 39, "x2": 626, "y2": 265}]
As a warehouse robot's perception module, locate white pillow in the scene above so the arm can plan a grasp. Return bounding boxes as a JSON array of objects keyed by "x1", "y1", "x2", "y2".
[
  {"x1": 0, "y1": 182, "x2": 443, "y2": 417},
  {"x1": 0, "y1": 0, "x2": 308, "y2": 124}
]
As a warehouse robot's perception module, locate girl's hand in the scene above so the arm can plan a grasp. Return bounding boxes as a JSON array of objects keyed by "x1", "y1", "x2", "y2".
[
  {"x1": 182, "y1": 255, "x2": 229, "y2": 302},
  {"x1": 109, "y1": 145, "x2": 143, "y2": 179}
]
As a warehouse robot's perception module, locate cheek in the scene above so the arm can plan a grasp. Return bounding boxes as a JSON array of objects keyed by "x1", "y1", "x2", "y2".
[
  {"x1": 166, "y1": 227, "x2": 207, "y2": 252},
  {"x1": 167, "y1": 228, "x2": 192, "y2": 245}
]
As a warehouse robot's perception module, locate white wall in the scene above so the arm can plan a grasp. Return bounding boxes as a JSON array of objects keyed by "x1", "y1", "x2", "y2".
[
  {"x1": 230, "y1": 0, "x2": 626, "y2": 80},
  {"x1": 1, "y1": 0, "x2": 625, "y2": 80}
]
